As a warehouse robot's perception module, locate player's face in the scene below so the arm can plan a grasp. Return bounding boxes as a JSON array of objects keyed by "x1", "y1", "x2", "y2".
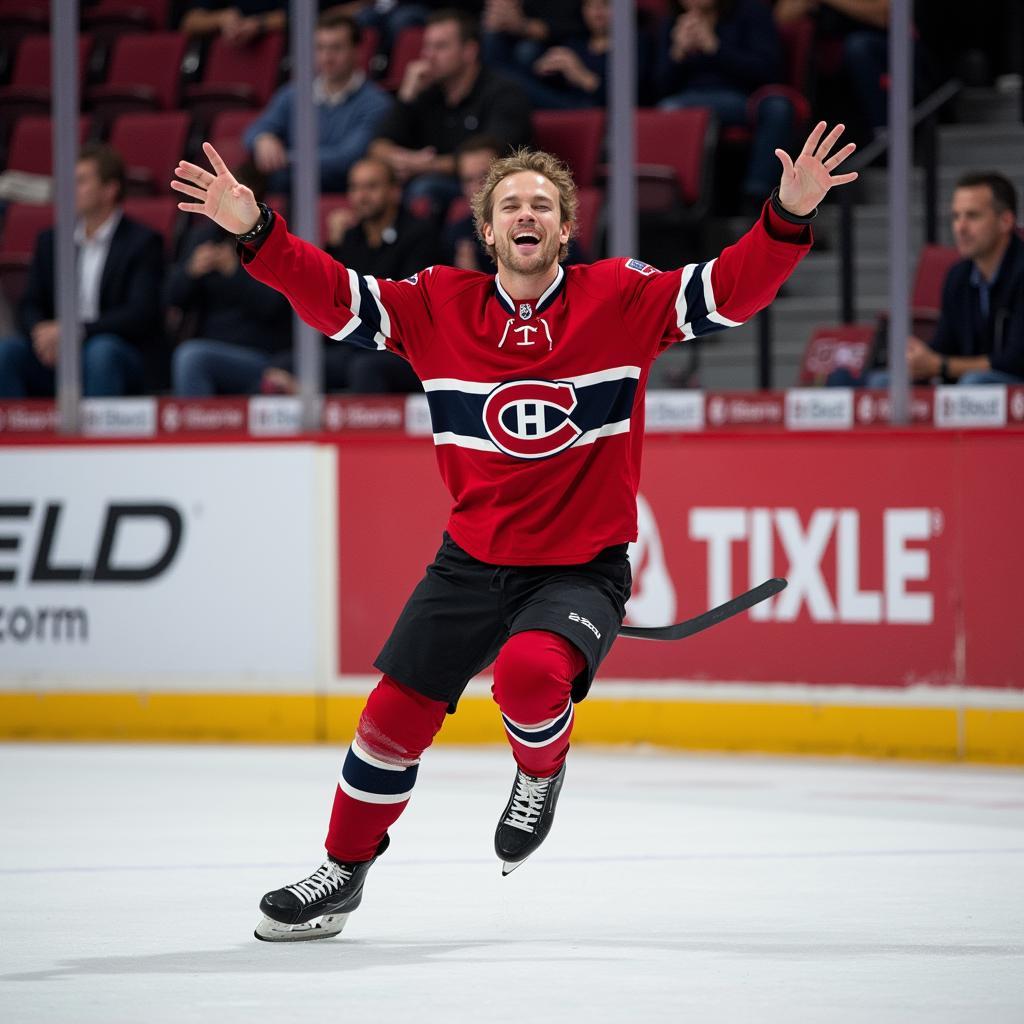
[
  {"x1": 484, "y1": 172, "x2": 571, "y2": 277},
  {"x1": 951, "y1": 186, "x2": 1013, "y2": 261}
]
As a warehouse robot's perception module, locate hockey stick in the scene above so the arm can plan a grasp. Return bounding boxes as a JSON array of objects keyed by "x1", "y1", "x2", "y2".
[{"x1": 618, "y1": 577, "x2": 788, "y2": 641}]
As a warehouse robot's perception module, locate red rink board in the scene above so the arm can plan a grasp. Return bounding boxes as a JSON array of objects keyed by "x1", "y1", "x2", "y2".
[{"x1": 336, "y1": 431, "x2": 1023, "y2": 690}]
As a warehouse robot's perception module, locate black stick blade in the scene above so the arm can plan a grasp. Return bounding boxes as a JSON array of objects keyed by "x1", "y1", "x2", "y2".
[{"x1": 618, "y1": 578, "x2": 788, "y2": 642}]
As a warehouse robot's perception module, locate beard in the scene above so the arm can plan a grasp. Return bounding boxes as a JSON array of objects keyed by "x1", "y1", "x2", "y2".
[{"x1": 493, "y1": 231, "x2": 561, "y2": 277}]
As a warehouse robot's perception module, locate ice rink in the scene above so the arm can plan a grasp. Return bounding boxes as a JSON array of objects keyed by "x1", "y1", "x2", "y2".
[{"x1": 2, "y1": 743, "x2": 1022, "y2": 1023}]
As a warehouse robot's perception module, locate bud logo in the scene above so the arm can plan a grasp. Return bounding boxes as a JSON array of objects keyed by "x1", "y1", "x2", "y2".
[
  {"x1": 689, "y1": 507, "x2": 936, "y2": 624},
  {"x1": 482, "y1": 379, "x2": 581, "y2": 459},
  {"x1": 0, "y1": 503, "x2": 184, "y2": 584},
  {"x1": 934, "y1": 386, "x2": 1006, "y2": 428}
]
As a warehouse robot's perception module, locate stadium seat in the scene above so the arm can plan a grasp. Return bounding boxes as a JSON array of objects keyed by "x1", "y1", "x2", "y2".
[
  {"x1": 0, "y1": 34, "x2": 94, "y2": 151},
  {"x1": 122, "y1": 195, "x2": 180, "y2": 254},
  {"x1": 798, "y1": 323, "x2": 876, "y2": 385},
  {"x1": 86, "y1": 31, "x2": 188, "y2": 123},
  {"x1": 573, "y1": 185, "x2": 603, "y2": 262},
  {"x1": 381, "y1": 26, "x2": 424, "y2": 93},
  {"x1": 109, "y1": 110, "x2": 190, "y2": 195},
  {"x1": 182, "y1": 31, "x2": 285, "y2": 132},
  {"x1": 911, "y1": 243, "x2": 959, "y2": 315},
  {"x1": 632, "y1": 107, "x2": 715, "y2": 219},
  {"x1": 82, "y1": 0, "x2": 170, "y2": 34},
  {"x1": 357, "y1": 26, "x2": 380, "y2": 75},
  {"x1": 0, "y1": 200, "x2": 52, "y2": 303},
  {"x1": 531, "y1": 110, "x2": 605, "y2": 189},
  {"x1": 4, "y1": 114, "x2": 93, "y2": 175},
  {"x1": 208, "y1": 109, "x2": 258, "y2": 173}
]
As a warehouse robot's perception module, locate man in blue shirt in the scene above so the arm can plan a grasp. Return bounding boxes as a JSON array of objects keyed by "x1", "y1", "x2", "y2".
[{"x1": 243, "y1": 12, "x2": 393, "y2": 194}]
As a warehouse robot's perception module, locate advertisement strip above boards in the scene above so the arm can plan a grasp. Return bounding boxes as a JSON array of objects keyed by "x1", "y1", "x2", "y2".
[{"x1": 2, "y1": 387, "x2": 1024, "y2": 439}]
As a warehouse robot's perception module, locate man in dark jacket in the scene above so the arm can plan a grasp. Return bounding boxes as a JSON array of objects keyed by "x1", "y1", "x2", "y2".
[
  {"x1": 905, "y1": 172, "x2": 1024, "y2": 385},
  {"x1": 0, "y1": 144, "x2": 164, "y2": 397},
  {"x1": 369, "y1": 9, "x2": 532, "y2": 217}
]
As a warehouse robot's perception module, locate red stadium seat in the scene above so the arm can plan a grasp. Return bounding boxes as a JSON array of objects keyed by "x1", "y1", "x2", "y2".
[
  {"x1": 87, "y1": 31, "x2": 188, "y2": 121},
  {"x1": 633, "y1": 107, "x2": 715, "y2": 217},
  {"x1": 912, "y1": 244, "x2": 959, "y2": 313},
  {"x1": 573, "y1": 186, "x2": 603, "y2": 261},
  {"x1": 5, "y1": 114, "x2": 93, "y2": 174},
  {"x1": 357, "y1": 26, "x2": 380, "y2": 75},
  {"x1": 109, "y1": 110, "x2": 191, "y2": 195},
  {"x1": 798, "y1": 323, "x2": 876, "y2": 385},
  {"x1": 381, "y1": 27, "x2": 424, "y2": 93},
  {"x1": 83, "y1": 0, "x2": 171, "y2": 33},
  {"x1": 122, "y1": 195, "x2": 180, "y2": 253},
  {"x1": 209, "y1": 109, "x2": 259, "y2": 173},
  {"x1": 531, "y1": 110, "x2": 605, "y2": 189},
  {"x1": 183, "y1": 31, "x2": 285, "y2": 112},
  {"x1": 0, "y1": 200, "x2": 52, "y2": 303}
]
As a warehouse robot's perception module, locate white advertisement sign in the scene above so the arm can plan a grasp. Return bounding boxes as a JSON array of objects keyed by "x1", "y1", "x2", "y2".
[{"x1": 0, "y1": 445, "x2": 329, "y2": 684}]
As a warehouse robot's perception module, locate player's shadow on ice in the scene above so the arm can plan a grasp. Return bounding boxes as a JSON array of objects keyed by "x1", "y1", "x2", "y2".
[{"x1": 6, "y1": 937, "x2": 1024, "y2": 982}]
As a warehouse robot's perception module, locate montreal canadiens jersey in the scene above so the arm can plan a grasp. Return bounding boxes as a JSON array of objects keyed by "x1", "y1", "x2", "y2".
[{"x1": 243, "y1": 205, "x2": 811, "y2": 565}]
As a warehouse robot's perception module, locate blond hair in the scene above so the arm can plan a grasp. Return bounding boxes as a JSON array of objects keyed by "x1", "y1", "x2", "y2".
[{"x1": 471, "y1": 147, "x2": 578, "y2": 264}]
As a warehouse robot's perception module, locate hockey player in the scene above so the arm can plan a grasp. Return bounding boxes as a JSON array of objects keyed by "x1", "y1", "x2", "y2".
[{"x1": 170, "y1": 121, "x2": 858, "y2": 941}]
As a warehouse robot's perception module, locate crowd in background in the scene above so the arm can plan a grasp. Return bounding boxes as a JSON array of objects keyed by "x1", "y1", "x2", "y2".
[{"x1": 0, "y1": 0, "x2": 1020, "y2": 398}]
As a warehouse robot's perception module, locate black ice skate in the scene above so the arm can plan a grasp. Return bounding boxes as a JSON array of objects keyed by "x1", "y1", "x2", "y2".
[
  {"x1": 494, "y1": 764, "x2": 565, "y2": 876},
  {"x1": 254, "y1": 835, "x2": 389, "y2": 942}
]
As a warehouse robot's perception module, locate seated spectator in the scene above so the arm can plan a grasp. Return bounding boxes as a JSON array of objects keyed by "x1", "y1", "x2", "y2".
[
  {"x1": 523, "y1": 0, "x2": 610, "y2": 110},
  {"x1": 441, "y1": 135, "x2": 587, "y2": 270},
  {"x1": 180, "y1": 0, "x2": 286, "y2": 43},
  {"x1": 244, "y1": 12, "x2": 393, "y2": 194},
  {"x1": 0, "y1": 144, "x2": 163, "y2": 398},
  {"x1": 369, "y1": 8, "x2": 532, "y2": 218},
  {"x1": 657, "y1": 0, "x2": 794, "y2": 211},
  {"x1": 481, "y1": 0, "x2": 584, "y2": 78},
  {"x1": 167, "y1": 219, "x2": 294, "y2": 397},
  {"x1": 831, "y1": 173, "x2": 1024, "y2": 388}
]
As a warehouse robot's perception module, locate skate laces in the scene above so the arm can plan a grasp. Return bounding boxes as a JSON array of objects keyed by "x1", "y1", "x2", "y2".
[
  {"x1": 286, "y1": 861, "x2": 353, "y2": 906},
  {"x1": 503, "y1": 771, "x2": 552, "y2": 833}
]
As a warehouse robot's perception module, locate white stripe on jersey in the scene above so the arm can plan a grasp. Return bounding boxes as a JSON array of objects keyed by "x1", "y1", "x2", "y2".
[
  {"x1": 432, "y1": 419, "x2": 631, "y2": 454},
  {"x1": 701, "y1": 260, "x2": 742, "y2": 327},
  {"x1": 675, "y1": 262, "x2": 697, "y2": 331},
  {"x1": 364, "y1": 276, "x2": 390, "y2": 349}
]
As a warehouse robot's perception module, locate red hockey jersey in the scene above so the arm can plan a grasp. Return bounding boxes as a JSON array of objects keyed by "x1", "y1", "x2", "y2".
[{"x1": 243, "y1": 205, "x2": 811, "y2": 565}]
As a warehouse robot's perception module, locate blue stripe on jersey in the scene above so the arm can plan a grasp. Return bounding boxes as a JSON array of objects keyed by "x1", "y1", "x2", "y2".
[
  {"x1": 341, "y1": 744, "x2": 418, "y2": 797},
  {"x1": 355, "y1": 276, "x2": 383, "y2": 339},
  {"x1": 426, "y1": 375, "x2": 639, "y2": 441},
  {"x1": 682, "y1": 261, "x2": 711, "y2": 324},
  {"x1": 688, "y1": 315, "x2": 734, "y2": 338},
  {"x1": 502, "y1": 700, "x2": 573, "y2": 746}
]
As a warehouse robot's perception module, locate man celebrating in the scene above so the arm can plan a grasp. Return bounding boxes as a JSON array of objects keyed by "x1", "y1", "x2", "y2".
[{"x1": 171, "y1": 120, "x2": 857, "y2": 942}]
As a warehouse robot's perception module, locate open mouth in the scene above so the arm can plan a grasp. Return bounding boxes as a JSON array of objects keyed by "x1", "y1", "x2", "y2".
[{"x1": 513, "y1": 232, "x2": 541, "y2": 250}]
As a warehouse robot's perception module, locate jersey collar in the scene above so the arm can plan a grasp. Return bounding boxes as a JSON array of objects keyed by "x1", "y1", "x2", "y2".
[{"x1": 494, "y1": 265, "x2": 565, "y2": 318}]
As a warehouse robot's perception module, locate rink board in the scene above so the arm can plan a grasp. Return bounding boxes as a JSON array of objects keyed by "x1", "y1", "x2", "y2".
[{"x1": 1, "y1": 432, "x2": 1022, "y2": 763}]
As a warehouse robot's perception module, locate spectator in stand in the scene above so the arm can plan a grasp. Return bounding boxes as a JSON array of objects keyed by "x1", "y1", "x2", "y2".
[
  {"x1": 830, "y1": 173, "x2": 1024, "y2": 388},
  {"x1": 522, "y1": 0, "x2": 610, "y2": 110},
  {"x1": 481, "y1": 0, "x2": 584, "y2": 78},
  {"x1": 774, "y1": 0, "x2": 889, "y2": 134},
  {"x1": 262, "y1": 157, "x2": 436, "y2": 394},
  {"x1": 0, "y1": 144, "x2": 163, "y2": 398},
  {"x1": 369, "y1": 9, "x2": 532, "y2": 218},
  {"x1": 167, "y1": 208, "x2": 294, "y2": 397},
  {"x1": 441, "y1": 135, "x2": 587, "y2": 270},
  {"x1": 657, "y1": 0, "x2": 795, "y2": 213},
  {"x1": 180, "y1": 0, "x2": 287, "y2": 43},
  {"x1": 243, "y1": 12, "x2": 393, "y2": 194}
]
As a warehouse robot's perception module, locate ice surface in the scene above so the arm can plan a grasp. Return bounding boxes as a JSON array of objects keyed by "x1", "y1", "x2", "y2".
[{"x1": 1, "y1": 743, "x2": 1022, "y2": 1023}]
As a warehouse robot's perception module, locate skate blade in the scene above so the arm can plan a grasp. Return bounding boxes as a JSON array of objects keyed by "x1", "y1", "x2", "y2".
[
  {"x1": 254, "y1": 911, "x2": 351, "y2": 942},
  {"x1": 501, "y1": 858, "x2": 528, "y2": 877}
]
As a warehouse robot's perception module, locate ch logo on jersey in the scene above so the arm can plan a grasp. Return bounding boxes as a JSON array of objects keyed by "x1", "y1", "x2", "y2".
[{"x1": 482, "y1": 379, "x2": 582, "y2": 459}]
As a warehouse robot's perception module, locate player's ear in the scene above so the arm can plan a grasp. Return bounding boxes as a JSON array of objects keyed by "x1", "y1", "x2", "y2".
[
  {"x1": 559, "y1": 221, "x2": 571, "y2": 245},
  {"x1": 482, "y1": 221, "x2": 495, "y2": 246}
]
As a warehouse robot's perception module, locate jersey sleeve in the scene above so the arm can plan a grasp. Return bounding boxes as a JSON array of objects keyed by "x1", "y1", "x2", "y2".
[
  {"x1": 617, "y1": 203, "x2": 813, "y2": 356},
  {"x1": 240, "y1": 211, "x2": 434, "y2": 360}
]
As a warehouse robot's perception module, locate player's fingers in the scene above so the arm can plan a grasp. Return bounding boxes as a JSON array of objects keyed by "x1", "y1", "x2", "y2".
[
  {"x1": 824, "y1": 142, "x2": 857, "y2": 171},
  {"x1": 774, "y1": 148, "x2": 795, "y2": 177},
  {"x1": 829, "y1": 171, "x2": 859, "y2": 186},
  {"x1": 800, "y1": 120, "x2": 826, "y2": 157},
  {"x1": 170, "y1": 179, "x2": 207, "y2": 201},
  {"x1": 177, "y1": 201, "x2": 207, "y2": 213},
  {"x1": 176, "y1": 160, "x2": 213, "y2": 187},
  {"x1": 814, "y1": 123, "x2": 845, "y2": 162},
  {"x1": 203, "y1": 141, "x2": 230, "y2": 176}
]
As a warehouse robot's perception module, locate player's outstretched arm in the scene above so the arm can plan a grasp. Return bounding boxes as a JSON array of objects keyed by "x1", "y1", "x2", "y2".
[
  {"x1": 775, "y1": 121, "x2": 858, "y2": 217},
  {"x1": 170, "y1": 142, "x2": 261, "y2": 235}
]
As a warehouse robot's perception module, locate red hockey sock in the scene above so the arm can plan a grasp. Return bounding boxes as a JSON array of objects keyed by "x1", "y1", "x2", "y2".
[
  {"x1": 325, "y1": 675, "x2": 447, "y2": 862},
  {"x1": 491, "y1": 630, "x2": 586, "y2": 778}
]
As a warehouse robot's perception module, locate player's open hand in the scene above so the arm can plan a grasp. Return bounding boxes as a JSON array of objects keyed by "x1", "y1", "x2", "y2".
[
  {"x1": 775, "y1": 121, "x2": 858, "y2": 217},
  {"x1": 171, "y1": 142, "x2": 261, "y2": 236}
]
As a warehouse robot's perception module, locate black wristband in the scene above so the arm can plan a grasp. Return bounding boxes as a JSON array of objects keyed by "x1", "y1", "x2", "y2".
[
  {"x1": 235, "y1": 202, "x2": 273, "y2": 245},
  {"x1": 769, "y1": 187, "x2": 817, "y2": 224}
]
